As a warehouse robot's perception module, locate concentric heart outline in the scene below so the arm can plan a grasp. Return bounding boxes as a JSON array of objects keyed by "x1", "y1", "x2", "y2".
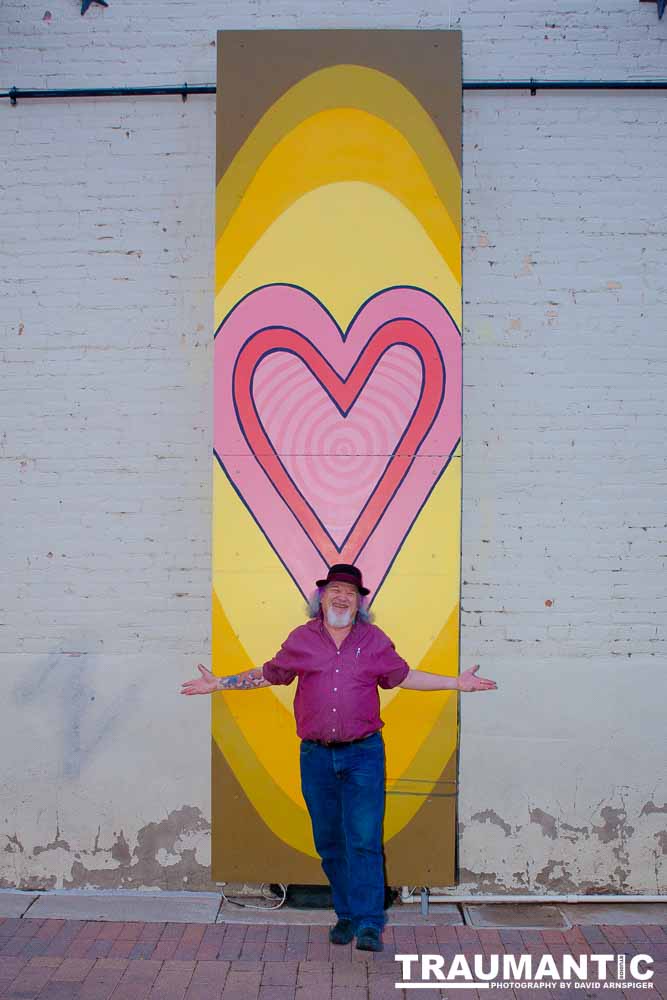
[
  {"x1": 213, "y1": 284, "x2": 462, "y2": 601},
  {"x1": 233, "y1": 322, "x2": 444, "y2": 562}
]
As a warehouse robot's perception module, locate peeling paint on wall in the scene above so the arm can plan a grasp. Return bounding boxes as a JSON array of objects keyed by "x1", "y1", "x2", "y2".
[
  {"x1": 33, "y1": 816, "x2": 71, "y2": 856},
  {"x1": 471, "y1": 810, "x2": 512, "y2": 838},
  {"x1": 0, "y1": 873, "x2": 57, "y2": 892},
  {"x1": 64, "y1": 807, "x2": 213, "y2": 891},
  {"x1": 1, "y1": 808, "x2": 213, "y2": 892},
  {"x1": 459, "y1": 795, "x2": 665, "y2": 895},
  {"x1": 458, "y1": 868, "x2": 508, "y2": 892},
  {"x1": 534, "y1": 860, "x2": 580, "y2": 893},
  {"x1": 641, "y1": 801, "x2": 667, "y2": 817},
  {"x1": 593, "y1": 806, "x2": 635, "y2": 846},
  {"x1": 3, "y1": 834, "x2": 24, "y2": 854},
  {"x1": 561, "y1": 823, "x2": 590, "y2": 842},
  {"x1": 530, "y1": 808, "x2": 558, "y2": 840}
]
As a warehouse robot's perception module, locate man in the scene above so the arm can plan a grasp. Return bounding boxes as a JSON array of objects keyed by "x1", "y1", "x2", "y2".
[{"x1": 181, "y1": 563, "x2": 497, "y2": 952}]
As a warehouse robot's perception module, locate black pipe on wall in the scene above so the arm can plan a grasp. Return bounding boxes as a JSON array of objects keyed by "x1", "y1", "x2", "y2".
[{"x1": 3, "y1": 79, "x2": 667, "y2": 105}]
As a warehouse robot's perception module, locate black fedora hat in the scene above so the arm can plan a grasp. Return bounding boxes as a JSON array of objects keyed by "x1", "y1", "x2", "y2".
[{"x1": 316, "y1": 564, "x2": 370, "y2": 596}]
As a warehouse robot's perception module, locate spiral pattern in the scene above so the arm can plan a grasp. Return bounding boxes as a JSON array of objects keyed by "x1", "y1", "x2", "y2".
[{"x1": 252, "y1": 345, "x2": 422, "y2": 546}]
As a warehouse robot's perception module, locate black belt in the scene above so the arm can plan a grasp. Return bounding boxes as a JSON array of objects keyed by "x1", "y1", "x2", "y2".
[{"x1": 304, "y1": 732, "x2": 379, "y2": 749}]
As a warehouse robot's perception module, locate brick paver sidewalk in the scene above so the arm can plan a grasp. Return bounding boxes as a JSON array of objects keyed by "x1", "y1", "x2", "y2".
[{"x1": 1, "y1": 917, "x2": 665, "y2": 999}]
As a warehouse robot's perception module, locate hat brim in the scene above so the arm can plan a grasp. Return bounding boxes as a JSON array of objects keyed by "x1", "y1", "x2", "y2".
[{"x1": 316, "y1": 577, "x2": 370, "y2": 596}]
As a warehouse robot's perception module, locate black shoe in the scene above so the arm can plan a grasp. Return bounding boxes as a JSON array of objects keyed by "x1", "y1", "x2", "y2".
[
  {"x1": 329, "y1": 918, "x2": 355, "y2": 945},
  {"x1": 355, "y1": 926, "x2": 384, "y2": 952}
]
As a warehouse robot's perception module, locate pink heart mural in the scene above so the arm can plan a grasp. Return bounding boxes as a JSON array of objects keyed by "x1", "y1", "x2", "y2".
[{"x1": 214, "y1": 284, "x2": 461, "y2": 601}]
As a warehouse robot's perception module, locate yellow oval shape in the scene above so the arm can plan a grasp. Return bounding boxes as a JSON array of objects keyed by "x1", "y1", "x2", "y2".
[{"x1": 213, "y1": 72, "x2": 461, "y2": 857}]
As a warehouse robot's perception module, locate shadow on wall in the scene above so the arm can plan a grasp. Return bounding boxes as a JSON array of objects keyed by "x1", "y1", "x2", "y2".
[{"x1": 12, "y1": 648, "x2": 137, "y2": 780}]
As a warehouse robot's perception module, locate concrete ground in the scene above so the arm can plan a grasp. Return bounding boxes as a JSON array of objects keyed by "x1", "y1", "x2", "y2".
[{"x1": 0, "y1": 892, "x2": 665, "y2": 999}]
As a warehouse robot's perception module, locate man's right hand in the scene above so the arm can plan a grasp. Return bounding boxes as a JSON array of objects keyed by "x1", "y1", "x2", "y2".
[{"x1": 180, "y1": 664, "x2": 219, "y2": 696}]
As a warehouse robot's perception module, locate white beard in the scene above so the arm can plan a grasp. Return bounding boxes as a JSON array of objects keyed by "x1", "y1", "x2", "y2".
[{"x1": 325, "y1": 607, "x2": 354, "y2": 629}]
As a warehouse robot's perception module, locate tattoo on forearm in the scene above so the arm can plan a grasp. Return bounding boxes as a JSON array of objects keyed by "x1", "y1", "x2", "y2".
[{"x1": 216, "y1": 668, "x2": 268, "y2": 690}]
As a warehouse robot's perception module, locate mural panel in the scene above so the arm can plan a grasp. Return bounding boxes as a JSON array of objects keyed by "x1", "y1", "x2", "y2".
[{"x1": 212, "y1": 30, "x2": 462, "y2": 883}]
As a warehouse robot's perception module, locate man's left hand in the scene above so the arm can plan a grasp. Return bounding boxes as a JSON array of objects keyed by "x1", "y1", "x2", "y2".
[{"x1": 458, "y1": 664, "x2": 497, "y2": 692}]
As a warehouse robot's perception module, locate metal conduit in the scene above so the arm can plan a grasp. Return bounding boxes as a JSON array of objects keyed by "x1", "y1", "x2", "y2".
[
  {"x1": 2, "y1": 79, "x2": 667, "y2": 104},
  {"x1": 402, "y1": 887, "x2": 666, "y2": 915}
]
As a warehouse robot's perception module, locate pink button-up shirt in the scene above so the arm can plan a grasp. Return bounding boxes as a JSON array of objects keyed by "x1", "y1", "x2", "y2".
[{"x1": 262, "y1": 616, "x2": 410, "y2": 742}]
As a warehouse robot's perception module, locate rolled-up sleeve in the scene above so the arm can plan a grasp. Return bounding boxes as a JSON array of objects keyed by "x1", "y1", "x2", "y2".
[
  {"x1": 262, "y1": 631, "x2": 300, "y2": 686},
  {"x1": 375, "y1": 634, "x2": 410, "y2": 689}
]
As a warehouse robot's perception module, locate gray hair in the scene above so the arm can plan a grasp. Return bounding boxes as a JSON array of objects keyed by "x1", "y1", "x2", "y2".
[{"x1": 306, "y1": 587, "x2": 373, "y2": 624}]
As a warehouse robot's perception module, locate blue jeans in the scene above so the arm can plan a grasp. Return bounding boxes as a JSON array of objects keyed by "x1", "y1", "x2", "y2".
[{"x1": 300, "y1": 732, "x2": 386, "y2": 932}]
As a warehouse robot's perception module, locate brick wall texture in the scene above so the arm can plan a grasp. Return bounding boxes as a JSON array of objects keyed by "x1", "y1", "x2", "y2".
[{"x1": 1, "y1": 2, "x2": 665, "y2": 893}]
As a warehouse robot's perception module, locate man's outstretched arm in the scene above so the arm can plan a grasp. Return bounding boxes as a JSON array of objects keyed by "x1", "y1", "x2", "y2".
[
  {"x1": 180, "y1": 664, "x2": 271, "y2": 696},
  {"x1": 399, "y1": 664, "x2": 497, "y2": 692}
]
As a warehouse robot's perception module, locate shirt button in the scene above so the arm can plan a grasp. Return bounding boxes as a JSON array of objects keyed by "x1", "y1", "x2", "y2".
[
  {"x1": 332, "y1": 707, "x2": 336, "y2": 712},
  {"x1": 337, "y1": 651, "x2": 340, "y2": 656},
  {"x1": 332, "y1": 728, "x2": 336, "y2": 732},
  {"x1": 333, "y1": 687, "x2": 337, "y2": 692},
  {"x1": 335, "y1": 669, "x2": 339, "y2": 673}
]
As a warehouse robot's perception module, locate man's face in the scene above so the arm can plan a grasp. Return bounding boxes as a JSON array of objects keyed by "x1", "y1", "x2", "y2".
[{"x1": 321, "y1": 581, "x2": 360, "y2": 628}]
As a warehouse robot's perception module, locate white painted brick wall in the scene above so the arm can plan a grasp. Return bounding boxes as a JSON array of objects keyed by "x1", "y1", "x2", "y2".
[{"x1": 1, "y1": 1, "x2": 665, "y2": 892}]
